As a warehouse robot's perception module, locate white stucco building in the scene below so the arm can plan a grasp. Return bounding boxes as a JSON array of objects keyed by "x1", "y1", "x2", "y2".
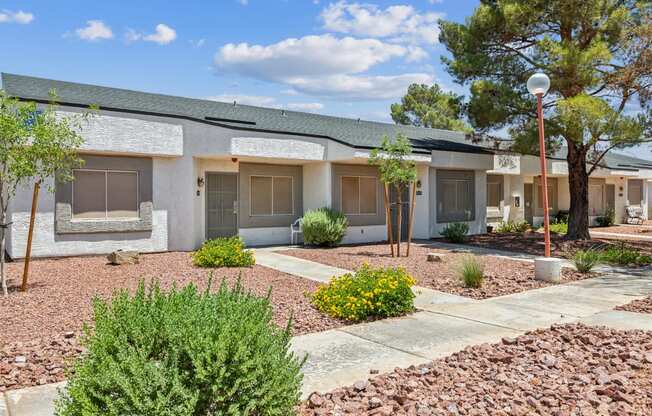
[{"x1": 3, "y1": 73, "x2": 497, "y2": 258}]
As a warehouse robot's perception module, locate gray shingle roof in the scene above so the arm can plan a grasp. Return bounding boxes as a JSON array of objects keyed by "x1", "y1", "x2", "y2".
[
  {"x1": 549, "y1": 147, "x2": 652, "y2": 172},
  {"x1": 1, "y1": 73, "x2": 491, "y2": 154}
]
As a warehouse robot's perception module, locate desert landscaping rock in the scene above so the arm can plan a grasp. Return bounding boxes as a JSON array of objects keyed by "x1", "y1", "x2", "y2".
[
  {"x1": 615, "y1": 296, "x2": 652, "y2": 314},
  {"x1": 107, "y1": 250, "x2": 140, "y2": 265},
  {"x1": 283, "y1": 244, "x2": 589, "y2": 299},
  {"x1": 299, "y1": 324, "x2": 652, "y2": 415},
  {"x1": 426, "y1": 253, "x2": 444, "y2": 262},
  {"x1": 0, "y1": 252, "x2": 346, "y2": 391}
]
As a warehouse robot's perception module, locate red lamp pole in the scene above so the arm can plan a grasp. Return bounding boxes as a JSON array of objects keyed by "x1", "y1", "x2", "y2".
[{"x1": 536, "y1": 93, "x2": 551, "y2": 257}]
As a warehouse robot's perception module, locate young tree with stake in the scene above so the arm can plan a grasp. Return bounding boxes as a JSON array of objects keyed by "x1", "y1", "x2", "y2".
[
  {"x1": 0, "y1": 91, "x2": 87, "y2": 295},
  {"x1": 369, "y1": 134, "x2": 418, "y2": 257}
]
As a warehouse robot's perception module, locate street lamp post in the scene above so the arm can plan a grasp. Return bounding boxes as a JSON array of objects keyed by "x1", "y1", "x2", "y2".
[{"x1": 527, "y1": 72, "x2": 552, "y2": 257}]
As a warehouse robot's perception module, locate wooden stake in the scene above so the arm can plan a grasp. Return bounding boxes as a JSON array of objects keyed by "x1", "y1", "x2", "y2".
[
  {"x1": 384, "y1": 184, "x2": 394, "y2": 257},
  {"x1": 406, "y1": 182, "x2": 417, "y2": 257},
  {"x1": 21, "y1": 180, "x2": 40, "y2": 292},
  {"x1": 396, "y1": 185, "x2": 402, "y2": 257}
]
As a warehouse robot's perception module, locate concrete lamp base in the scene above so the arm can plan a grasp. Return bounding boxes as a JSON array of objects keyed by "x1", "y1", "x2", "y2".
[{"x1": 534, "y1": 257, "x2": 562, "y2": 282}]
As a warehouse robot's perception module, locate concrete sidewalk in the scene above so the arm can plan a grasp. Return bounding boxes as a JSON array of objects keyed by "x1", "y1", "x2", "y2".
[{"x1": 3, "y1": 252, "x2": 652, "y2": 415}]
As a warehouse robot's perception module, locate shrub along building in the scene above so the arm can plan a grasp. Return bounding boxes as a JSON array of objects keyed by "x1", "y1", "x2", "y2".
[
  {"x1": 485, "y1": 148, "x2": 652, "y2": 227},
  {"x1": 2, "y1": 73, "x2": 496, "y2": 258}
]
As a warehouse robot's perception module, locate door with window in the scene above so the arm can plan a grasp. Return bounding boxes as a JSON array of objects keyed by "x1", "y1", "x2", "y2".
[{"x1": 206, "y1": 173, "x2": 238, "y2": 239}]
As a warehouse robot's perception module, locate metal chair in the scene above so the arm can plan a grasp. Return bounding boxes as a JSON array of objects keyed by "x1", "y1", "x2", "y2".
[
  {"x1": 290, "y1": 218, "x2": 303, "y2": 245},
  {"x1": 625, "y1": 206, "x2": 645, "y2": 225}
]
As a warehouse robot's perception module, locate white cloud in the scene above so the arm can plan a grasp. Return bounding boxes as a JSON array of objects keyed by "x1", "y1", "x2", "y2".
[
  {"x1": 286, "y1": 102, "x2": 324, "y2": 112},
  {"x1": 238, "y1": 0, "x2": 249, "y2": 5},
  {"x1": 0, "y1": 10, "x2": 34, "y2": 24},
  {"x1": 216, "y1": 34, "x2": 408, "y2": 79},
  {"x1": 189, "y1": 38, "x2": 205, "y2": 48},
  {"x1": 320, "y1": 1, "x2": 442, "y2": 45},
  {"x1": 287, "y1": 73, "x2": 434, "y2": 100},
  {"x1": 126, "y1": 24, "x2": 177, "y2": 45},
  {"x1": 207, "y1": 94, "x2": 279, "y2": 107},
  {"x1": 75, "y1": 20, "x2": 113, "y2": 41}
]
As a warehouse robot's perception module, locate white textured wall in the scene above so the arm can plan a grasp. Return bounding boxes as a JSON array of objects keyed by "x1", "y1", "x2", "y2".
[
  {"x1": 8, "y1": 158, "x2": 172, "y2": 258},
  {"x1": 231, "y1": 137, "x2": 325, "y2": 161},
  {"x1": 303, "y1": 162, "x2": 332, "y2": 211},
  {"x1": 431, "y1": 151, "x2": 494, "y2": 170},
  {"x1": 342, "y1": 225, "x2": 386, "y2": 245},
  {"x1": 239, "y1": 227, "x2": 292, "y2": 246},
  {"x1": 58, "y1": 110, "x2": 183, "y2": 156},
  {"x1": 412, "y1": 164, "x2": 430, "y2": 239}
]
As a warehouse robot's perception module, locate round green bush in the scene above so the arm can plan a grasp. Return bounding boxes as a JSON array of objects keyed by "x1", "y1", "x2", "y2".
[
  {"x1": 441, "y1": 222, "x2": 469, "y2": 243},
  {"x1": 302, "y1": 207, "x2": 348, "y2": 247},
  {"x1": 56, "y1": 280, "x2": 303, "y2": 416}
]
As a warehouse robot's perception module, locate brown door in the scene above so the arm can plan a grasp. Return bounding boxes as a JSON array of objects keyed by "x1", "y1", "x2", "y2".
[
  {"x1": 206, "y1": 173, "x2": 238, "y2": 239},
  {"x1": 524, "y1": 183, "x2": 533, "y2": 225}
]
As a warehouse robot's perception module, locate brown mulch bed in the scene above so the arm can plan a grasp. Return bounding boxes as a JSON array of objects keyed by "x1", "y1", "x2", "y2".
[
  {"x1": 282, "y1": 244, "x2": 590, "y2": 299},
  {"x1": 464, "y1": 232, "x2": 652, "y2": 258},
  {"x1": 592, "y1": 225, "x2": 652, "y2": 236},
  {"x1": 300, "y1": 323, "x2": 652, "y2": 415},
  {"x1": 615, "y1": 296, "x2": 652, "y2": 314},
  {"x1": 0, "y1": 252, "x2": 344, "y2": 392}
]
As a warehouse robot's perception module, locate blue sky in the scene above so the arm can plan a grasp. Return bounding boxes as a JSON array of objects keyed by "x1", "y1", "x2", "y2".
[{"x1": 1, "y1": 0, "x2": 650, "y2": 159}]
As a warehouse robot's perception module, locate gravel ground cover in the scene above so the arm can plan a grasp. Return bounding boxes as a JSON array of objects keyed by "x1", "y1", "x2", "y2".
[
  {"x1": 615, "y1": 296, "x2": 652, "y2": 314},
  {"x1": 282, "y1": 244, "x2": 589, "y2": 299},
  {"x1": 0, "y1": 252, "x2": 344, "y2": 391},
  {"x1": 592, "y1": 225, "x2": 652, "y2": 236},
  {"x1": 300, "y1": 323, "x2": 652, "y2": 416},
  {"x1": 463, "y1": 232, "x2": 652, "y2": 257}
]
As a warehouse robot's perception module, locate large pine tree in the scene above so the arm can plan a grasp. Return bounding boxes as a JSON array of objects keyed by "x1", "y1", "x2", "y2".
[{"x1": 439, "y1": 0, "x2": 651, "y2": 239}]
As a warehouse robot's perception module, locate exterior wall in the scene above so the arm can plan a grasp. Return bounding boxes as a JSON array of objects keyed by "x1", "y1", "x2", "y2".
[
  {"x1": 429, "y1": 168, "x2": 487, "y2": 237},
  {"x1": 331, "y1": 164, "x2": 386, "y2": 227},
  {"x1": 342, "y1": 225, "x2": 387, "y2": 245},
  {"x1": 649, "y1": 181, "x2": 652, "y2": 219},
  {"x1": 8, "y1": 158, "x2": 171, "y2": 258},
  {"x1": 303, "y1": 162, "x2": 332, "y2": 211},
  {"x1": 412, "y1": 165, "x2": 430, "y2": 239},
  {"x1": 239, "y1": 227, "x2": 292, "y2": 246}
]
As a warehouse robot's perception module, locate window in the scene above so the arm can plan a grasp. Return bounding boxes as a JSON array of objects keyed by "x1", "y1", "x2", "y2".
[
  {"x1": 250, "y1": 175, "x2": 293, "y2": 216},
  {"x1": 628, "y1": 180, "x2": 643, "y2": 206},
  {"x1": 486, "y1": 175, "x2": 503, "y2": 208},
  {"x1": 72, "y1": 169, "x2": 139, "y2": 220},
  {"x1": 340, "y1": 176, "x2": 377, "y2": 215},
  {"x1": 537, "y1": 184, "x2": 555, "y2": 210},
  {"x1": 589, "y1": 184, "x2": 604, "y2": 215},
  {"x1": 437, "y1": 170, "x2": 475, "y2": 223}
]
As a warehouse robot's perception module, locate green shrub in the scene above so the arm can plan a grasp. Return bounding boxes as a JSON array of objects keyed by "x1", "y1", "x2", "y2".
[
  {"x1": 311, "y1": 264, "x2": 416, "y2": 321},
  {"x1": 495, "y1": 220, "x2": 530, "y2": 233},
  {"x1": 302, "y1": 207, "x2": 348, "y2": 247},
  {"x1": 572, "y1": 249, "x2": 601, "y2": 273},
  {"x1": 555, "y1": 211, "x2": 569, "y2": 224},
  {"x1": 441, "y1": 222, "x2": 469, "y2": 243},
  {"x1": 595, "y1": 208, "x2": 615, "y2": 227},
  {"x1": 457, "y1": 255, "x2": 484, "y2": 288},
  {"x1": 56, "y1": 280, "x2": 303, "y2": 416},
  {"x1": 192, "y1": 236, "x2": 255, "y2": 268},
  {"x1": 549, "y1": 221, "x2": 568, "y2": 234},
  {"x1": 600, "y1": 243, "x2": 651, "y2": 266}
]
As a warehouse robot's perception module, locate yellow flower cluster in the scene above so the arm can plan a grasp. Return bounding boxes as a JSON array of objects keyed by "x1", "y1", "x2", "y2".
[{"x1": 311, "y1": 264, "x2": 416, "y2": 321}]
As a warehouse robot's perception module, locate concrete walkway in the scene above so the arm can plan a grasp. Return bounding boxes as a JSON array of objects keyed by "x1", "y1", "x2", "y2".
[{"x1": 3, "y1": 252, "x2": 652, "y2": 415}]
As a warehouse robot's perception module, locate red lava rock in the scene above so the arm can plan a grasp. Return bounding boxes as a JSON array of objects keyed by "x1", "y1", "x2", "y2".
[
  {"x1": 0, "y1": 252, "x2": 348, "y2": 392},
  {"x1": 299, "y1": 324, "x2": 652, "y2": 416},
  {"x1": 615, "y1": 296, "x2": 652, "y2": 314},
  {"x1": 283, "y1": 243, "x2": 592, "y2": 299},
  {"x1": 308, "y1": 392, "x2": 324, "y2": 408}
]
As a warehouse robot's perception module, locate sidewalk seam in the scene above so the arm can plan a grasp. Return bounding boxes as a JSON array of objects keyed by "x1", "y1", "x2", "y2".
[{"x1": 332, "y1": 328, "x2": 432, "y2": 361}]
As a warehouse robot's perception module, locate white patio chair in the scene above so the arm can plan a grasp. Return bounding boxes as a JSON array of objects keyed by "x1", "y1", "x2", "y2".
[
  {"x1": 625, "y1": 206, "x2": 645, "y2": 225},
  {"x1": 290, "y1": 218, "x2": 303, "y2": 245}
]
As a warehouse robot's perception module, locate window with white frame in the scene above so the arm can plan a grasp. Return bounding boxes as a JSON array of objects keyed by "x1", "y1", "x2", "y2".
[
  {"x1": 340, "y1": 176, "x2": 377, "y2": 215},
  {"x1": 72, "y1": 169, "x2": 139, "y2": 220},
  {"x1": 250, "y1": 175, "x2": 293, "y2": 216}
]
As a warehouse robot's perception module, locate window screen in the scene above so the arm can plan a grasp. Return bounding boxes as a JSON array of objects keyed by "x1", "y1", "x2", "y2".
[
  {"x1": 537, "y1": 184, "x2": 554, "y2": 209},
  {"x1": 437, "y1": 170, "x2": 475, "y2": 223},
  {"x1": 72, "y1": 170, "x2": 139, "y2": 220},
  {"x1": 588, "y1": 184, "x2": 604, "y2": 215},
  {"x1": 250, "y1": 175, "x2": 293, "y2": 216},
  {"x1": 628, "y1": 180, "x2": 642, "y2": 206},
  {"x1": 341, "y1": 176, "x2": 377, "y2": 215}
]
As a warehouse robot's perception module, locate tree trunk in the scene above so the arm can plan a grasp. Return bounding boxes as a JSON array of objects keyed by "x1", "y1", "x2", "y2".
[
  {"x1": 21, "y1": 180, "x2": 41, "y2": 292},
  {"x1": 406, "y1": 182, "x2": 416, "y2": 257},
  {"x1": 396, "y1": 185, "x2": 402, "y2": 257},
  {"x1": 384, "y1": 184, "x2": 395, "y2": 257},
  {"x1": 566, "y1": 144, "x2": 591, "y2": 240},
  {"x1": 0, "y1": 209, "x2": 6, "y2": 296}
]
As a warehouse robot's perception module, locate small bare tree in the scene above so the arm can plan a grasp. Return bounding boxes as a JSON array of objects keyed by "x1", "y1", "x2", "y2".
[
  {"x1": 369, "y1": 134, "x2": 417, "y2": 257},
  {"x1": 0, "y1": 91, "x2": 87, "y2": 295}
]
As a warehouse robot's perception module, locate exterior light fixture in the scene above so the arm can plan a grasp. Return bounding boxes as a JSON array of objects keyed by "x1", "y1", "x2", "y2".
[
  {"x1": 197, "y1": 177, "x2": 205, "y2": 188},
  {"x1": 527, "y1": 72, "x2": 552, "y2": 257}
]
